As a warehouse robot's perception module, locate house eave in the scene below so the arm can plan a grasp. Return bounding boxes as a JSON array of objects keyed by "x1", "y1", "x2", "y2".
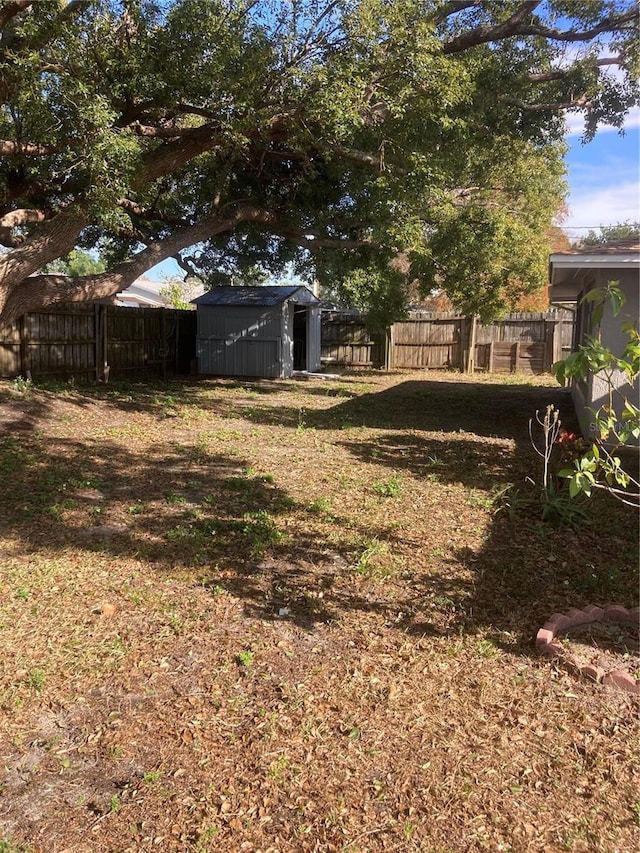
[{"x1": 548, "y1": 253, "x2": 640, "y2": 299}]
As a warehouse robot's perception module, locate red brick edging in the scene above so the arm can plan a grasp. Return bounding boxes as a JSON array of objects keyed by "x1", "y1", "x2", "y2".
[{"x1": 536, "y1": 605, "x2": 640, "y2": 696}]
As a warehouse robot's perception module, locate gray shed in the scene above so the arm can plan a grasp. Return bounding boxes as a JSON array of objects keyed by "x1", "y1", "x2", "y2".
[{"x1": 191, "y1": 285, "x2": 321, "y2": 378}]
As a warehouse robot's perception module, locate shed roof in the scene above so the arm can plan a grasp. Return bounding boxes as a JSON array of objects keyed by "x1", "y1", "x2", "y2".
[{"x1": 191, "y1": 285, "x2": 319, "y2": 307}]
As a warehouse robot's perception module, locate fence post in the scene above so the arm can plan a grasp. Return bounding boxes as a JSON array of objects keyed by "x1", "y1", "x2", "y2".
[
  {"x1": 386, "y1": 324, "x2": 394, "y2": 370},
  {"x1": 466, "y1": 314, "x2": 477, "y2": 373},
  {"x1": 94, "y1": 304, "x2": 101, "y2": 381},
  {"x1": 513, "y1": 341, "x2": 520, "y2": 373},
  {"x1": 95, "y1": 304, "x2": 109, "y2": 382},
  {"x1": 488, "y1": 340, "x2": 495, "y2": 373},
  {"x1": 545, "y1": 319, "x2": 556, "y2": 372}
]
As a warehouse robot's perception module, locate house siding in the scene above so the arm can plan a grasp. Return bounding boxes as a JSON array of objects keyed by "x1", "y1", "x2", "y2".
[{"x1": 572, "y1": 269, "x2": 639, "y2": 444}]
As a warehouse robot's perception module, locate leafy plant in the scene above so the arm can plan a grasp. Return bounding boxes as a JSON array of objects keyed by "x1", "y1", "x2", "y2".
[
  {"x1": 237, "y1": 650, "x2": 255, "y2": 667},
  {"x1": 241, "y1": 510, "x2": 283, "y2": 555},
  {"x1": 476, "y1": 639, "x2": 498, "y2": 659},
  {"x1": 539, "y1": 482, "x2": 589, "y2": 528},
  {"x1": 553, "y1": 283, "x2": 639, "y2": 507},
  {"x1": 467, "y1": 489, "x2": 493, "y2": 511},
  {"x1": 307, "y1": 497, "x2": 331, "y2": 515},
  {"x1": 526, "y1": 405, "x2": 589, "y2": 527},
  {"x1": 490, "y1": 483, "x2": 531, "y2": 521},
  {"x1": 0, "y1": 839, "x2": 33, "y2": 853},
  {"x1": 28, "y1": 669, "x2": 45, "y2": 692},
  {"x1": 373, "y1": 475, "x2": 401, "y2": 498},
  {"x1": 143, "y1": 771, "x2": 160, "y2": 784},
  {"x1": 353, "y1": 538, "x2": 390, "y2": 578},
  {"x1": 296, "y1": 408, "x2": 310, "y2": 433},
  {"x1": 12, "y1": 376, "x2": 32, "y2": 394}
]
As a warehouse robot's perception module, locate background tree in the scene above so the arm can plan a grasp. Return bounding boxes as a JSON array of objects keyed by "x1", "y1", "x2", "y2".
[
  {"x1": 579, "y1": 222, "x2": 640, "y2": 247},
  {"x1": 41, "y1": 249, "x2": 106, "y2": 278},
  {"x1": 0, "y1": 0, "x2": 637, "y2": 329},
  {"x1": 158, "y1": 276, "x2": 201, "y2": 310}
]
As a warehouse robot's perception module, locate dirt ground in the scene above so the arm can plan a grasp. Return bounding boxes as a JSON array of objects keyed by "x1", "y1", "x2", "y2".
[{"x1": 0, "y1": 369, "x2": 638, "y2": 853}]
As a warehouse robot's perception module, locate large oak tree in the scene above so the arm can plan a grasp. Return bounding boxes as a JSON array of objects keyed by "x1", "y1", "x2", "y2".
[{"x1": 0, "y1": 0, "x2": 637, "y2": 327}]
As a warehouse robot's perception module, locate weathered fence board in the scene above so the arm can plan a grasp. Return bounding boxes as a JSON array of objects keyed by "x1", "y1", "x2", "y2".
[
  {"x1": 322, "y1": 310, "x2": 574, "y2": 374},
  {"x1": 391, "y1": 315, "x2": 467, "y2": 370},
  {"x1": 321, "y1": 312, "x2": 385, "y2": 367},
  {"x1": 0, "y1": 304, "x2": 197, "y2": 381},
  {"x1": 1, "y1": 304, "x2": 573, "y2": 380}
]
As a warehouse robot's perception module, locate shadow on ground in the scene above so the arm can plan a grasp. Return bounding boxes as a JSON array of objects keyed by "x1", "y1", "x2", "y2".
[
  {"x1": 0, "y1": 375, "x2": 635, "y2": 651},
  {"x1": 234, "y1": 378, "x2": 579, "y2": 444}
]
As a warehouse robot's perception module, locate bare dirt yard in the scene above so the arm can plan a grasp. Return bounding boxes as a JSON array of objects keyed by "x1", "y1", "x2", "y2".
[{"x1": 0, "y1": 369, "x2": 638, "y2": 853}]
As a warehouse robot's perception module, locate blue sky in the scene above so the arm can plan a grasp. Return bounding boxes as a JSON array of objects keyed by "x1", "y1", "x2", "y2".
[
  {"x1": 563, "y1": 107, "x2": 640, "y2": 241},
  {"x1": 148, "y1": 110, "x2": 640, "y2": 281}
]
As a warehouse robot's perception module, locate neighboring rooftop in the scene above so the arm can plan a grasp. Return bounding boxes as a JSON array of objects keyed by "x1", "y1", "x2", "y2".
[
  {"x1": 115, "y1": 275, "x2": 204, "y2": 308},
  {"x1": 551, "y1": 238, "x2": 640, "y2": 257}
]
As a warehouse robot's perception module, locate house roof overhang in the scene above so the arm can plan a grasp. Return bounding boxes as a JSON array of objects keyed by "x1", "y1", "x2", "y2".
[
  {"x1": 115, "y1": 285, "x2": 169, "y2": 307},
  {"x1": 548, "y1": 250, "x2": 640, "y2": 303}
]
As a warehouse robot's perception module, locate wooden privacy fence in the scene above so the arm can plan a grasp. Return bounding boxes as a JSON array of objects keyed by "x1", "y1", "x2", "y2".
[
  {"x1": 0, "y1": 304, "x2": 197, "y2": 381},
  {"x1": 320, "y1": 311, "x2": 386, "y2": 368},
  {"x1": 0, "y1": 304, "x2": 573, "y2": 381},
  {"x1": 322, "y1": 310, "x2": 574, "y2": 374}
]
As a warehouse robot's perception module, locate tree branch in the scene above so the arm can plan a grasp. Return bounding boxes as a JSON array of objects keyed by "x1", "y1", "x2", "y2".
[
  {"x1": 443, "y1": 6, "x2": 637, "y2": 54},
  {"x1": 172, "y1": 253, "x2": 199, "y2": 279},
  {"x1": 276, "y1": 227, "x2": 374, "y2": 251},
  {"x1": 527, "y1": 56, "x2": 623, "y2": 83},
  {"x1": 0, "y1": 207, "x2": 46, "y2": 247},
  {"x1": 0, "y1": 209, "x2": 87, "y2": 317},
  {"x1": 118, "y1": 197, "x2": 195, "y2": 229},
  {"x1": 443, "y1": 1, "x2": 541, "y2": 53},
  {"x1": 432, "y1": 1, "x2": 484, "y2": 25},
  {"x1": 0, "y1": 140, "x2": 55, "y2": 156},
  {"x1": 501, "y1": 94, "x2": 591, "y2": 112},
  {"x1": 132, "y1": 123, "x2": 198, "y2": 139},
  {"x1": 317, "y1": 141, "x2": 388, "y2": 171},
  {"x1": 0, "y1": 0, "x2": 34, "y2": 30},
  {"x1": 0, "y1": 203, "x2": 277, "y2": 324}
]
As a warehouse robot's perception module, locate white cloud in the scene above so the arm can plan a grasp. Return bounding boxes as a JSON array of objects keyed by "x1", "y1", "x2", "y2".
[
  {"x1": 563, "y1": 179, "x2": 640, "y2": 236},
  {"x1": 565, "y1": 106, "x2": 640, "y2": 138}
]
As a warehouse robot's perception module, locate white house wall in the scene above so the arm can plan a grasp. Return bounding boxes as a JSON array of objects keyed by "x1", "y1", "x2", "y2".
[{"x1": 575, "y1": 268, "x2": 639, "y2": 445}]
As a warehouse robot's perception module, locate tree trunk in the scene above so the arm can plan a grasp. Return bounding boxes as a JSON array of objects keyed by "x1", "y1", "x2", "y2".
[
  {"x1": 0, "y1": 211, "x2": 86, "y2": 321},
  {"x1": 0, "y1": 204, "x2": 276, "y2": 329}
]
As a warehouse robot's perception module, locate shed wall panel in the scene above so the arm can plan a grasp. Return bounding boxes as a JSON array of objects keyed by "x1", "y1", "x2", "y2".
[{"x1": 197, "y1": 305, "x2": 285, "y2": 377}]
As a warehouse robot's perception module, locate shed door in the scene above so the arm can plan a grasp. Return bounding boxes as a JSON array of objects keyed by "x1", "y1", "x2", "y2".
[{"x1": 307, "y1": 307, "x2": 321, "y2": 373}]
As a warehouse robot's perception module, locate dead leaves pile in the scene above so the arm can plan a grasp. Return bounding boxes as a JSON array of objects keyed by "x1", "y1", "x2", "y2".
[{"x1": 0, "y1": 372, "x2": 638, "y2": 853}]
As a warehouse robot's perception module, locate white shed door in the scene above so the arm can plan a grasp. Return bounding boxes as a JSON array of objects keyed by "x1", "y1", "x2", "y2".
[{"x1": 307, "y1": 307, "x2": 321, "y2": 373}]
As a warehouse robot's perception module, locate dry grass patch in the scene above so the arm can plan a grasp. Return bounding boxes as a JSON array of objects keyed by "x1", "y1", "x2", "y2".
[{"x1": 0, "y1": 370, "x2": 638, "y2": 853}]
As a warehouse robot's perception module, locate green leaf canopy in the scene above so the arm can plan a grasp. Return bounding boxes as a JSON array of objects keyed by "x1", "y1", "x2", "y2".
[{"x1": 0, "y1": 0, "x2": 637, "y2": 326}]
